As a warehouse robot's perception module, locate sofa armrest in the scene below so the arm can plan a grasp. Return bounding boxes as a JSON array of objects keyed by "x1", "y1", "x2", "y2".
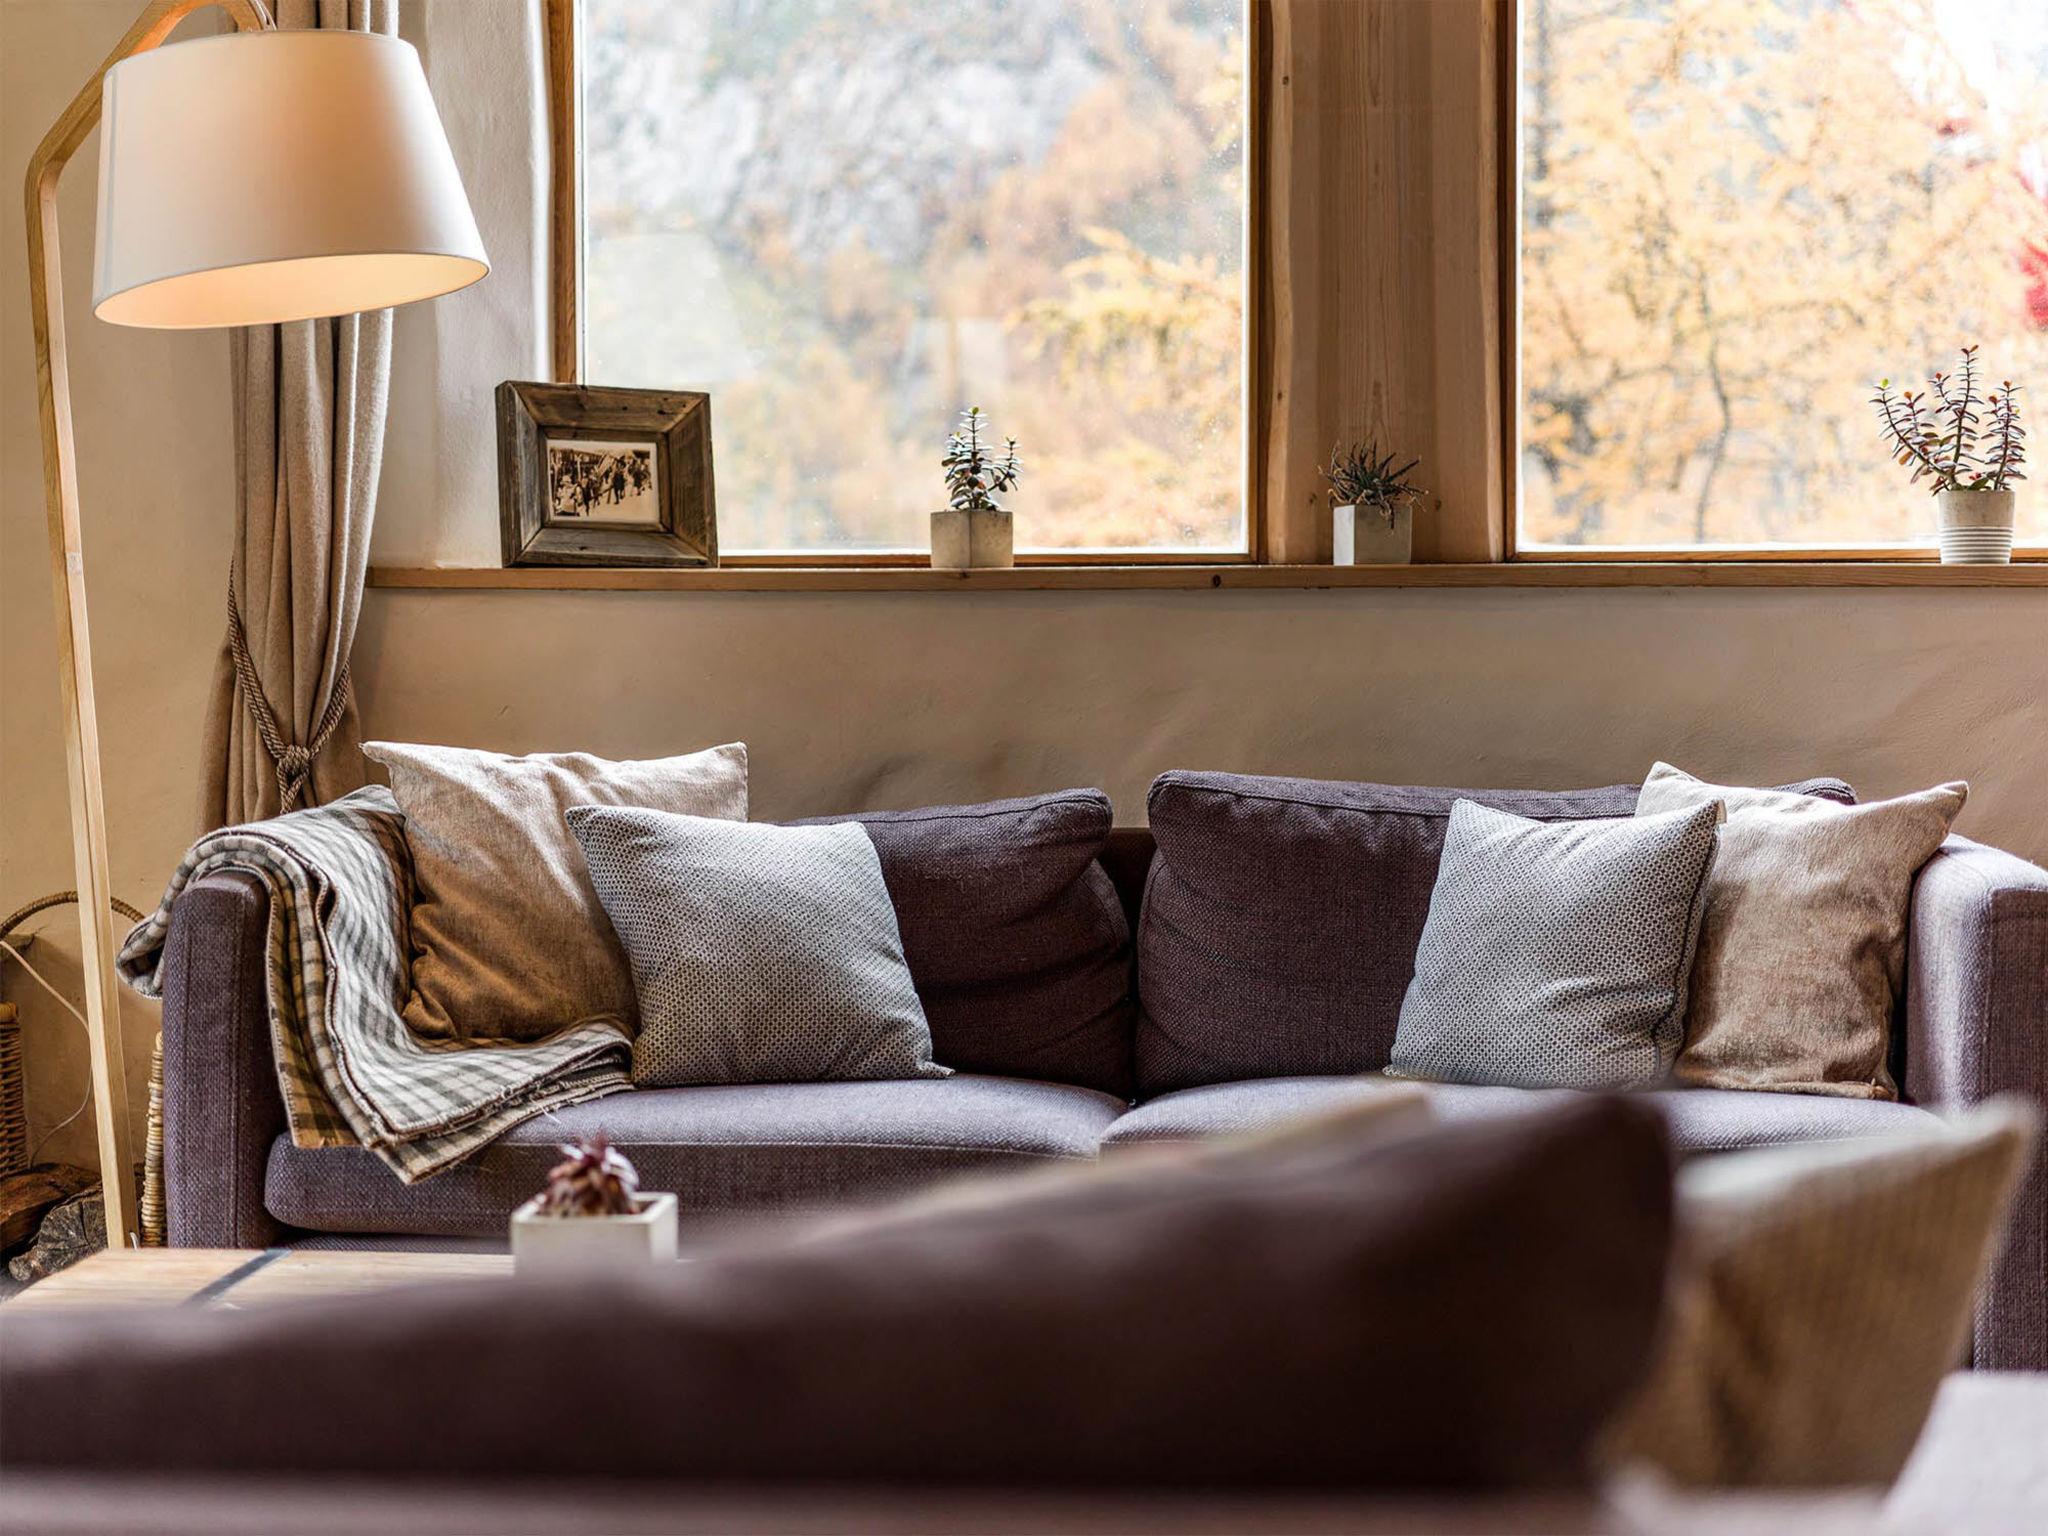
[
  {"x1": 1906, "y1": 835, "x2": 2048, "y2": 1369},
  {"x1": 161, "y1": 871, "x2": 287, "y2": 1248}
]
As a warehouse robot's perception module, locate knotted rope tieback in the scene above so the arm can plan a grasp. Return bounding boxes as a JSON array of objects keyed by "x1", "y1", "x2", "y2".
[{"x1": 226, "y1": 578, "x2": 352, "y2": 813}]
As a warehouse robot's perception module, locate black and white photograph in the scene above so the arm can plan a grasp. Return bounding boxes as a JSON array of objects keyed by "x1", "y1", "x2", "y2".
[
  {"x1": 497, "y1": 381, "x2": 717, "y2": 567},
  {"x1": 547, "y1": 438, "x2": 660, "y2": 524}
]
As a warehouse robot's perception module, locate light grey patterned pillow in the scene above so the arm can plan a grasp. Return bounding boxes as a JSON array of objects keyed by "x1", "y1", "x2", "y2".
[
  {"x1": 567, "y1": 807, "x2": 949, "y2": 1088},
  {"x1": 1387, "y1": 798, "x2": 1721, "y2": 1089}
]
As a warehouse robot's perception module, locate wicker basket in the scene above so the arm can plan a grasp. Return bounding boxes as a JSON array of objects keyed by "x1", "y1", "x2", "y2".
[
  {"x1": 0, "y1": 1002, "x2": 26, "y2": 1179},
  {"x1": 138, "y1": 1033, "x2": 167, "y2": 1247}
]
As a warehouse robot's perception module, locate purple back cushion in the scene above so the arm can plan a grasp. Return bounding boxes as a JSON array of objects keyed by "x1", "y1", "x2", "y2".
[
  {"x1": 1135, "y1": 770, "x2": 1854, "y2": 1099},
  {"x1": 799, "y1": 791, "x2": 1134, "y2": 1098}
]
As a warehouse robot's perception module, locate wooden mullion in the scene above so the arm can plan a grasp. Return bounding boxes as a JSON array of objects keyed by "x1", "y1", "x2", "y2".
[{"x1": 544, "y1": 0, "x2": 579, "y2": 384}]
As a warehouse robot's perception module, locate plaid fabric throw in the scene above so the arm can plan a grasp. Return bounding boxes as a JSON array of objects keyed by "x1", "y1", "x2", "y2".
[{"x1": 118, "y1": 787, "x2": 632, "y2": 1182}]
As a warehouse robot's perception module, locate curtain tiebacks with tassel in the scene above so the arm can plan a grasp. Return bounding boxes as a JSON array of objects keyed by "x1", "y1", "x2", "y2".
[{"x1": 226, "y1": 578, "x2": 352, "y2": 813}]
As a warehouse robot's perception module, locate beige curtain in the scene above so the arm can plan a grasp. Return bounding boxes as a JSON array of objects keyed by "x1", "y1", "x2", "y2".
[{"x1": 200, "y1": 0, "x2": 398, "y2": 828}]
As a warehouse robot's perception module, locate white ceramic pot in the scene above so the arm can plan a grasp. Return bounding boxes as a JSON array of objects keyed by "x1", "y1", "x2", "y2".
[
  {"x1": 510, "y1": 1191, "x2": 679, "y2": 1273},
  {"x1": 1333, "y1": 502, "x2": 1413, "y2": 565},
  {"x1": 1935, "y1": 488, "x2": 2016, "y2": 565},
  {"x1": 930, "y1": 507, "x2": 1015, "y2": 569}
]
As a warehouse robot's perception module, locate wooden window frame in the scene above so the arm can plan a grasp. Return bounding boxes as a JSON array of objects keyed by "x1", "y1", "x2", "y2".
[
  {"x1": 369, "y1": 0, "x2": 2042, "y2": 594},
  {"x1": 542, "y1": 0, "x2": 1265, "y2": 569},
  {"x1": 1496, "y1": 0, "x2": 2048, "y2": 566}
]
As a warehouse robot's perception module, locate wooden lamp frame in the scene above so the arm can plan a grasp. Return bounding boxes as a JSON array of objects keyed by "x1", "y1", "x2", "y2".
[{"x1": 24, "y1": 0, "x2": 276, "y2": 1244}]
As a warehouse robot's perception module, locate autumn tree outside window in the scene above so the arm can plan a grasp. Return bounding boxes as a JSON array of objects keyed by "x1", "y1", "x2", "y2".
[
  {"x1": 1516, "y1": 0, "x2": 2048, "y2": 556},
  {"x1": 541, "y1": 0, "x2": 2048, "y2": 580},
  {"x1": 564, "y1": 0, "x2": 1251, "y2": 562}
]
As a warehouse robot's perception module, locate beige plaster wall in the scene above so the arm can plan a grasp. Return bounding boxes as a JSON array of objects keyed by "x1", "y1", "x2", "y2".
[
  {"x1": 1, "y1": 0, "x2": 237, "y2": 1173},
  {"x1": 4, "y1": 0, "x2": 2046, "y2": 1186},
  {"x1": 357, "y1": 586, "x2": 2048, "y2": 843}
]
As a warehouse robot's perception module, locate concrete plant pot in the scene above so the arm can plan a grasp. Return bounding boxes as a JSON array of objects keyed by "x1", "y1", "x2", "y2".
[
  {"x1": 1935, "y1": 488, "x2": 2016, "y2": 565},
  {"x1": 931, "y1": 507, "x2": 1014, "y2": 569},
  {"x1": 1333, "y1": 502, "x2": 1413, "y2": 565},
  {"x1": 510, "y1": 1191, "x2": 678, "y2": 1273}
]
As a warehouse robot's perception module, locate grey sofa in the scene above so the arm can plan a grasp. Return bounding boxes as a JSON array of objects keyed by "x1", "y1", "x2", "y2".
[{"x1": 156, "y1": 772, "x2": 2048, "y2": 1369}]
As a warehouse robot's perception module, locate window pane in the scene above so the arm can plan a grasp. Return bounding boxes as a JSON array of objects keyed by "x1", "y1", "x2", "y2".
[
  {"x1": 581, "y1": 0, "x2": 1247, "y2": 555},
  {"x1": 1519, "y1": 0, "x2": 2048, "y2": 549}
]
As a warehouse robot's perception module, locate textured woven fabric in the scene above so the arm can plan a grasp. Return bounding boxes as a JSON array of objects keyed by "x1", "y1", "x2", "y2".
[
  {"x1": 2, "y1": 1099, "x2": 1674, "y2": 1491},
  {"x1": 1136, "y1": 774, "x2": 1642, "y2": 1097},
  {"x1": 569, "y1": 809, "x2": 947, "y2": 1089},
  {"x1": 1607, "y1": 1099, "x2": 2039, "y2": 1488},
  {"x1": 795, "y1": 792, "x2": 1135, "y2": 1097},
  {"x1": 1387, "y1": 800, "x2": 1721, "y2": 1090},
  {"x1": 265, "y1": 1075, "x2": 1124, "y2": 1238},
  {"x1": 160, "y1": 872, "x2": 287, "y2": 1247},
  {"x1": 119, "y1": 788, "x2": 630, "y2": 1183},
  {"x1": 1906, "y1": 835, "x2": 2048, "y2": 1371},
  {"x1": 364, "y1": 740, "x2": 748, "y2": 1042},
  {"x1": 1136, "y1": 771, "x2": 1857, "y2": 1101},
  {"x1": 1637, "y1": 764, "x2": 1965, "y2": 1100},
  {"x1": 1101, "y1": 1076, "x2": 1937, "y2": 1152}
]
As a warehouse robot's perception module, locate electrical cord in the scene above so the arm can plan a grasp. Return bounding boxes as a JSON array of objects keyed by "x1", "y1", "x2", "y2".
[{"x1": 0, "y1": 891, "x2": 150, "y2": 1164}]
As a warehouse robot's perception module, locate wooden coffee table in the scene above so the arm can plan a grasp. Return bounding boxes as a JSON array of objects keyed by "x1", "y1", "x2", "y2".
[{"x1": 6, "y1": 1246, "x2": 511, "y2": 1310}]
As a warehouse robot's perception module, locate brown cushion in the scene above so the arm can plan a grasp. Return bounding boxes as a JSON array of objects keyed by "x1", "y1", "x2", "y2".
[
  {"x1": 363, "y1": 740, "x2": 748, "y2": 1041},
  {"x1": 798, "y1": 791, "x2": 1134, "y2": 1097},
  {"x1": 1635, "y1": 764, "x2": 1966, "y2": 1100},
  {"x1": 1, "y1": 1097, "x2": 1674, "y2": 1491},
  {"x1": 1135, "y1": 770, "x2": 1855, "y2": 1099},
  {"x1": 1607, "y1": 1100, "x2": 2038, "y2": 1487}
]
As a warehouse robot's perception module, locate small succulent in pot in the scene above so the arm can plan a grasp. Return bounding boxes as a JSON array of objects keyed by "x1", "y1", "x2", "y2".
[
  {"x1": 1871, "y1": 346, "x2": 2026, "y2": 563},
  {"x1": 535, "y1": 1134, "x2": 640, "y2": 1217},
  {"x1": 942, "y1": 405, "x2": 1021, "y2": 512},
  {"x1": 932, "y1": 406, "x2": 1021, "y2": 569},
  {"x1": 1323, "y1": 440, "x2": 1425, "y2": 526},
  {"x1": 511, "y1": 1132, "x2": 677, "y2": 1270},
  {"x1": 1870, "y1": 345, "x2": 2027, "y2": 493},
  {"x1": 1323, "y1": 439, "x2": 1425, "y2": 565}
]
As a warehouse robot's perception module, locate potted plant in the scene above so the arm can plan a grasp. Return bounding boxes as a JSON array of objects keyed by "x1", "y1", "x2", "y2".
[
  {"x1": 1323, "y1": 441, "x2": 1425, "y2": 565},
  {"x1": 509, "y1": 1133, "x2": 677, "y2": 1272},
  {"x1": 1871, "y1": 346, "x2": 2027, "y2": 564},
  {"x1": 931, "y1": 406, "x2": 1021, "y2": 569}
]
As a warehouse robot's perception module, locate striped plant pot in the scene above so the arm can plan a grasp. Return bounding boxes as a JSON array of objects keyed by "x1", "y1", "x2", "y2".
[{"x1": 1936, "y1": 489, "x2": 2016, "y2": 565}]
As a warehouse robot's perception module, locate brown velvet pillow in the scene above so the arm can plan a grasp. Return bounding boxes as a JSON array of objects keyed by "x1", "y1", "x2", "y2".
[{"x1": 0, "y1": 1097, "x2": 1673, "y2": 1491}]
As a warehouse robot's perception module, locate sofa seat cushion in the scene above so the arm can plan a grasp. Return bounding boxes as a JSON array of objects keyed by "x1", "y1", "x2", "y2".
[
  {"x1": 1102, "y1": 1076, "x2": 1938, "y2": 1155},
  {"x1": 266, "y1": 1075, "x2": 1125, "y2": 1239}
]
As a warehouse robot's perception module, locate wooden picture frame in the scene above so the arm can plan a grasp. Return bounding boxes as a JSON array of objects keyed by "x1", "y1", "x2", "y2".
[{"x1": 497, "y1": 381, "x2": 717, "y2": 567}]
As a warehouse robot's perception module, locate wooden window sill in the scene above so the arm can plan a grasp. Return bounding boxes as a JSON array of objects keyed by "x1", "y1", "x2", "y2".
[{"x1": 367, "y1": 562, "x2": 2048, "y2": 592}]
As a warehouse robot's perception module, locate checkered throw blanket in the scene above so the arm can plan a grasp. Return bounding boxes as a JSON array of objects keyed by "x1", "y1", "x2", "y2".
[{"x1": 117, "y1": 786, "x2": 632, "y2": 1182}]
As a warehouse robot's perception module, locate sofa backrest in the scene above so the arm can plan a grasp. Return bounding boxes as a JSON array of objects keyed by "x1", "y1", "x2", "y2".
[
  {"x1": 798, "y1": 790, "x2": 1135, "y2": 1099},
  {"x1": 1125, "y1": 770, "x2": 1858, "y2": 1102},
  {"x1": 1100, "y1": 827, "x2": 1157, "y2": 932}
]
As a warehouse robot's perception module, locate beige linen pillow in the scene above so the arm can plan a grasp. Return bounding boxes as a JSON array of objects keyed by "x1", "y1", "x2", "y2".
[
  {"x1": 1635, "y1": 764, "x2": 1965, "y2": 1098},
  {"x1": 1605, "y1": 1099, "x2": 2038, "y2": 1488},
  {"x1": 364, "y1": 740, "x2": 747, "y2": 1041}
]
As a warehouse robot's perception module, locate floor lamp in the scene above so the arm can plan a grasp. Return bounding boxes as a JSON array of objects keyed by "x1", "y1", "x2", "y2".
[{"x1": 26, "y1": 0, "x2": 487, "y2": 1241}]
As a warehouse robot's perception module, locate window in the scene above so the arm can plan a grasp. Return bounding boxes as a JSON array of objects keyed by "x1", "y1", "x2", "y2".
[
  {"x1": 565, "y1": 0, "x2": 1250, "y2": 560},
  {"x1": 1516, "y1": 0, "x2": 2048, "y2": 554}
]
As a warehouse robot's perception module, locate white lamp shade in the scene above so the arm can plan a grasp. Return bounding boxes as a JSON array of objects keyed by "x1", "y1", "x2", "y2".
[{"x1": 93, "y1": 30, "x2": 488, "y2": 328}]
